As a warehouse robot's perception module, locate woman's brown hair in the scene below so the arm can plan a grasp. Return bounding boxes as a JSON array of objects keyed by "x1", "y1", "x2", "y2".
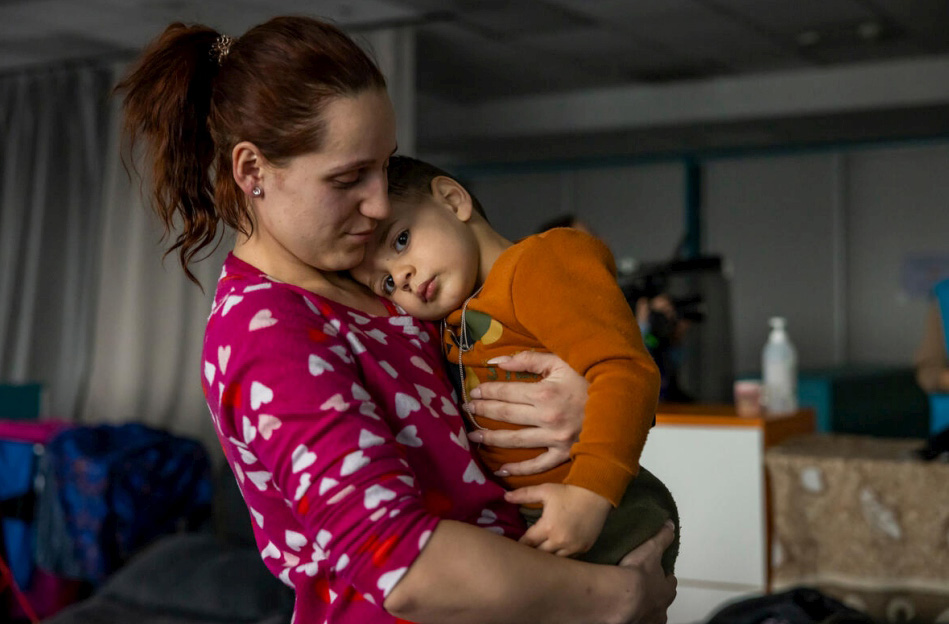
[{"x1": 115, "y1": 16, "x2": 387, "y2": 284}]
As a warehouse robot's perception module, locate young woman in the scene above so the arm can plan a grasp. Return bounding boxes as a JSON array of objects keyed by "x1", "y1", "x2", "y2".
[{"x1": 117, "y1": 16, "x2": 676, "y2": 624}]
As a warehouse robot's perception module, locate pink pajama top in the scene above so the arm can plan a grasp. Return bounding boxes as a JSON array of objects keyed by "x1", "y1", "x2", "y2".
[{"x1": 202, "y1": 254, "x2": 524, "y2": 623}]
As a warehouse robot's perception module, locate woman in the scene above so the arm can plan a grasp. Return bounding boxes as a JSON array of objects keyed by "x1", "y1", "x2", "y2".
[{"x1": 117, "y1": 16, "x2": 675, "y2": 623}]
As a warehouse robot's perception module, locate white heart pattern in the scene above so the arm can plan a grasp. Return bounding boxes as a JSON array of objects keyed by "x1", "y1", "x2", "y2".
[
  {"x1": 340, "y1": 450, "x2": 370, "y2": 476},
  {"x1": 294, "y1": 473, "x2": 311, "y2": 501},
  {"x1": 336, "y1": 554, "x2": 350, "y2": 571},
  {"x1": 303, "y1": 296, "x2": 322, "y2": 316},
  {"x1": 285, "y1": 530, "x2": 307, "y2": 551},
  {"x1": 292, "y1": 445, "x2": 317, "y2": 473},
  {"x1": 418, "y1": 530, "x2": 432, "y2": 550},
  {"x1": 261, "y1": 541, "x2": 280, "y2": 559},
  {"x1": 352, "y1": 383, "x2": 370, "y2": 401},
  {"x1": 257, "y1": 414, "x2": 282, "y2": 439},
  {"x1": 359, "y1": 429, "x2": 385, "y2": 449},
  {"x1": 222, "y1": 295, "x2": 244, "y2": 316},
  {"x1": 316, "y1": 529, "x2": 332, "y2": 550},
  {"x1": 366, "y1": 329, "x2": 388, "y2": 344},
  {"x1": 379, "y1": 361, "x2": 398, "y2": 378},
  {"x1": 370, "y1": 508, "x2": 387, "y2": 522},
  {"x1": 250, "y1": 507, "x2": 264, "y2": 528},
  {"x1": 319, "y1": 477, "x2": 338, "y2": 496},
  {"x1": 477, "y1": 508, "x2": 497, "y2": 525},
  {"x1": 309, "y1": 354, "x2": 334, "y2": 376},
  {"x1": 320, "y1": 393, "x2": 350, "y2": 412},
  {"x1": 410, "y1": 356, "x2": 433, "y2": 374},
  {"x1": 243, "y1": 282, "x2": 272, "y2": 293},
  {"x1": 327, "y1": 484, "x2": 355, "y2": 505},
  {"x1": 449, "y1": 427, "x2": 469, "y2": 450},
  {"x1": 217, "y1": 345, "x2": 231, "y2": 374},
  {"x1": 284, "y1": 552, "x2": 300, "y2": 567},
  {"x1": 414, "y1": 384, "x2": 436, "y2": 407},
  {"x1": 462, "y1": 460, "x2": 486, "y2": 484},
  {"x1": 440, "y1": 397, "x2": 459, "y2": 416},
  {"x1": 249, "y1": 308, "x2": 278, "y2": 331},
  {"x1": 323, "y1": 321, "x2": 339, "y2": 337},
  {"x1": 247, "y1": 470, "x2": 272, "y2": 491},
  {"x1": 348, "y1": 312, "x2": 370, "y2": 325},
  {"x1": 395, "y1": 393, "x2": 421, "y2": 419},
  {"x1": 242, "y1": 416, "x2": 257, "y2": 445},
  {"x1": 237, "y1": 446, "x2": 257, "y2": 465},
  {"x1": 234, "y1": 464, "x2": 245, "y2": 484},
  {"x1": 364, "y1": 484, "x2": 396, "y2": 509},
  {"x1": 250, "y1": 381, "x2": 274, "y2": 410},
  {"x1": 204, "y1": 361, "x2": 215, "y2": 385},
  {"x1": 347, "y1": 333, "x2": 367, "y2": 354},
  {"x1": 377, "y1": 567, "x2": 408, "y2": 597},
  {"x1": 396, "y1": 425, "x2": 423, "y2": 447},
  {"x1": 329, "y1": 345, "x2": 353, "y2": 364},
  {"x1": 360, "y1": 402, "x2": 381, "y2": 419}
]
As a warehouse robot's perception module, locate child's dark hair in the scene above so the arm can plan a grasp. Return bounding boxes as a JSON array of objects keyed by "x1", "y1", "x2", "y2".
[
  {"x1": 387, "y1": 156, "x2": 487, "y2": 220},
  {"x1": 116, "y1": 17, "x2": 386, "y2": 284}
]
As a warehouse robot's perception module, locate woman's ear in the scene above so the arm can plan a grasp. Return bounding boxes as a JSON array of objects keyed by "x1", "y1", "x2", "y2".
[
  {"x1": 431, "y1": 176, "x2": 474, "y2": 222},
  {"x1": 232, "y1": 141, "x2": 265, "y2": 197}
]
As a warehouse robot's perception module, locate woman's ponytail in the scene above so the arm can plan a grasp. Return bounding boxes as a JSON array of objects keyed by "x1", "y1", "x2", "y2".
[{"x1": 116, "y1": 23, "x2": 223, "y2": 285}]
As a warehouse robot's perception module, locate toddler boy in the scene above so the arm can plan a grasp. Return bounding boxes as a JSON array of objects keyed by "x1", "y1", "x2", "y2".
[{"x1": 352, "y1": 156, "x2": 678, "y2": 569}]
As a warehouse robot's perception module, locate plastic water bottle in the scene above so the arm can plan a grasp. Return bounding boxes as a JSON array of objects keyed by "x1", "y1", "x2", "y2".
[{"x1": 762, "y1": 317, "x2": 798, "y2": 414}]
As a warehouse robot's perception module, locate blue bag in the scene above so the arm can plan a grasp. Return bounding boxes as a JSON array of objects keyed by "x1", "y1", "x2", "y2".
[{"x1": 36, "y1": 423, "x2": 212, "y2": 584}]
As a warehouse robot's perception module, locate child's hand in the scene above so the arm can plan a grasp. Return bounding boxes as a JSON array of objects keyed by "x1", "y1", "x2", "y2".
[{"x1": 504, "y1": 483, "x2": 612, "y2": 557}]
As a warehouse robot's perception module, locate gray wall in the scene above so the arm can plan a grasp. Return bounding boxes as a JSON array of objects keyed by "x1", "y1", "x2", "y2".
[{"x1": 454, "y1": 141, "x2": 949, "y2": 377}]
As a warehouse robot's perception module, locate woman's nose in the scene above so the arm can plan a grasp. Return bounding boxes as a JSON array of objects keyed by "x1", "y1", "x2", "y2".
[{"x1": 361, "y1": 174, "x2": 390, "y2": 220}]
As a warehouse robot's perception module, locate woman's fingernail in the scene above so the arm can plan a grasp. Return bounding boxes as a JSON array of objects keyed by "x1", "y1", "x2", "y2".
[
  {"x1": 495, "y1": 469, "x2": 510, "y2": 477},
  {"x1": 665, "y1": 520, "x2": 675, "y2": 530},
  {"x1": 469, "y1": 387, "x2": 482, "y2": 399},
  {"x1": 486, "y1": 356, "x2": 511, "y2": 365},
  {"x1": 467, "y1": 431, "x2": 484, "y2": 443}
]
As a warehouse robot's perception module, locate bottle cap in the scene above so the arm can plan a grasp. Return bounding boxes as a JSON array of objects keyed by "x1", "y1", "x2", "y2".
[{"x1": 769, "y1": 316, "x2": 786, "y2": 330}]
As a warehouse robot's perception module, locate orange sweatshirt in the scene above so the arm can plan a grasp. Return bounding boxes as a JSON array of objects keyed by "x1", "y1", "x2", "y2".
[{"x1": 442, "y1": 228, "x2": 661, "y2": 506}]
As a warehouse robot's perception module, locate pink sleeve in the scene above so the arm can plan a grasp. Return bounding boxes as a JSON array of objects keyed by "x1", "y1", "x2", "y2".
[{"x1": 209, "y1": 289, "x2": 439, "y2": 604}]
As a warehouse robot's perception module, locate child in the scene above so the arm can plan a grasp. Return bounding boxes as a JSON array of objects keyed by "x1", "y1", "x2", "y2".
[{"x1": 352, "y1": 156, "x2": 678, "y2": 570}]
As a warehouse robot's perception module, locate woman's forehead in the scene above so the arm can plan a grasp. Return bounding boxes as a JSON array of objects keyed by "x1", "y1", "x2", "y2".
[{"x1": 320, "y1": 89, "x2": 397, "y2": 160}]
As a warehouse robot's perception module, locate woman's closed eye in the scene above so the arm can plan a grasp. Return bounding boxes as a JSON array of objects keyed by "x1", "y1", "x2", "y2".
[{"x1": 332, "y1": 170, "x2": 363, "y2": 188}]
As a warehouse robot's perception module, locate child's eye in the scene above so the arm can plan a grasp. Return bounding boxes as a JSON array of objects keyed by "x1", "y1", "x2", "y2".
[
  {"x1": 394, "y1": 230, "x2": 409, "y2": 252},
  {"x1": 382, "y1": 275, "x2": 396, "y2": 296}
]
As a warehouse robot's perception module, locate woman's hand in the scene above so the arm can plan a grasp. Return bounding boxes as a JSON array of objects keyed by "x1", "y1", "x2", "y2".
[
  {"x1": 618, "y1": 521, "x2": 678, "y2": 624},
  {"x1": 464, "y1": 351, "x2": 588, "y2": 476}
]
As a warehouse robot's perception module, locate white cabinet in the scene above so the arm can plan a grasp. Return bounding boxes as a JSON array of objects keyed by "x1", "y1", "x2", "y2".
[{"x1": 639, "y1": 406, "x2": 814, "y2": 624}]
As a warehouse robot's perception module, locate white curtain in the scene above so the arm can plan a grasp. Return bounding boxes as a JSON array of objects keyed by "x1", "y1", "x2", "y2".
[
  {"x1": 1, "y1": 26, "x2": 416, "y2": 456},
  {"x1": 0, "y1": 65, "x2": 114, "y2": 419}
]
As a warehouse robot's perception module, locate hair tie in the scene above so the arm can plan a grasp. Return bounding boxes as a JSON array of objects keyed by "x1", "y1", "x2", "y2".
[{"x1": 211, "y1": 34, "x2": 233, "y2": 65}]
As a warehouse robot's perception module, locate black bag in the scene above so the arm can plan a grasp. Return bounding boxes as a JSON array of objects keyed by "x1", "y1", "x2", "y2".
[{"x1": 707, "y1": 587, "x2": 875, "y2": 624}]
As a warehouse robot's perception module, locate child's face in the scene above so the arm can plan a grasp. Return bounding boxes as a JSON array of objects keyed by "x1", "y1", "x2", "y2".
[{"x1": 352, "y1": 194, "x2": 481, "y2": 320}]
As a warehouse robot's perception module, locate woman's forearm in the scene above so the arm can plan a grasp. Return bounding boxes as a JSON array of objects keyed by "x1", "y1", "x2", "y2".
[{"x1": 384, "y1": 519, "x2": 634, "y2": 624}]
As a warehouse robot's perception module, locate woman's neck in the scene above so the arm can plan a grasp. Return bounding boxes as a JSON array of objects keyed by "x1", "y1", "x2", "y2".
[{"x1": 233, "y1": 238, "x2": 389, "y2": 316}]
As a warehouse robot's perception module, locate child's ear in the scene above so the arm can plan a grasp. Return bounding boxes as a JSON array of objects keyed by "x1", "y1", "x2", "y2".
[
  {"x1": 431, "y1": 176, "x2": 474, "y2": 222},
  {"x1": 232, "y1": 141, "x2": 266, "y2": 198}
]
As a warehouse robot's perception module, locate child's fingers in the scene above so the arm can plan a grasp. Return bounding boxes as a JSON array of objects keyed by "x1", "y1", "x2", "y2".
[
  {"x1": 518, "y1": 523, "x2": 548, "y2": 548},
  {"x1": 504, "y1": 484, "x2": 548, "y2": 505}
]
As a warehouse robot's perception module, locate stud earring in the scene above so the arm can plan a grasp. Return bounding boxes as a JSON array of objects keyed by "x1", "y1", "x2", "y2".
[{"x1": 252, "y1": 186, "x2": 262, "y2": 197}]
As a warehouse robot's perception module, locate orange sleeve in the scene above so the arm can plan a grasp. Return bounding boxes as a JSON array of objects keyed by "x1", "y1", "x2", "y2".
[{"x1": 509, "y1": 229, "x2": 661, "y2": 506}]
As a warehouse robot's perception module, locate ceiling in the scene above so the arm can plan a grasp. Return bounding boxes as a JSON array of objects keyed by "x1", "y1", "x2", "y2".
[{"x1": 5, "y1": 0, "x2": 949, "y2": 159}]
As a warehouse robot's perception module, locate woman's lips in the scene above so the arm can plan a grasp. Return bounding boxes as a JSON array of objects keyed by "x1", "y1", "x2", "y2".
[{"x1": 417, "y1": 277, "x2": 436, "y2": 302}]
